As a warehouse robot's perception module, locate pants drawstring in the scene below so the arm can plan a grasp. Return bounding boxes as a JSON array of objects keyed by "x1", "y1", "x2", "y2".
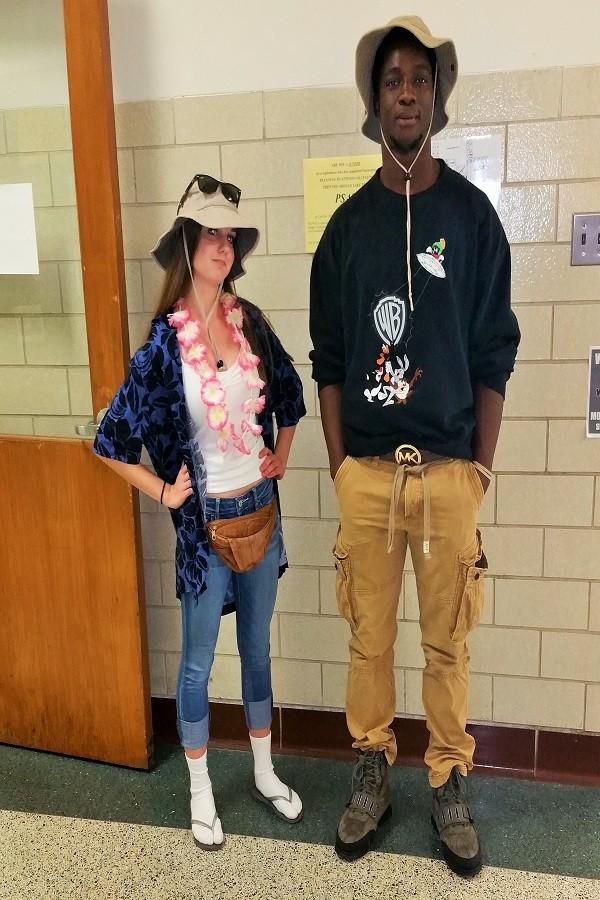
[{"x1": 387, "y1": 464, "x2": 432, "y2": 558}]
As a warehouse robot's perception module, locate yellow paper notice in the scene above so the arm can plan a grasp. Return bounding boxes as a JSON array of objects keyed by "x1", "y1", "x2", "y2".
[{"x1": 303, "y1": 154, "x2": 381, "y2": 253}]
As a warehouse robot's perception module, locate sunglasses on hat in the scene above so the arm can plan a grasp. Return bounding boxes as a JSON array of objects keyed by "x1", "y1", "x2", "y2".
[{"x1": 177, "y1": 174, "x2": 242, "y2": 213}]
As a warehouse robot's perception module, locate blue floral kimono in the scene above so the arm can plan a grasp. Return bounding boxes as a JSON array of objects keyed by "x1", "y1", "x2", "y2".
[{"x1": 93, "y1": 300, "x2": 306, "y2": 614}]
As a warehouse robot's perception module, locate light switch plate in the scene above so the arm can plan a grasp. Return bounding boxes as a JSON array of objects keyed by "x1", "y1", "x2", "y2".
[{"x1": 571, "y1": 213, "x2": 600, "y2": 266}]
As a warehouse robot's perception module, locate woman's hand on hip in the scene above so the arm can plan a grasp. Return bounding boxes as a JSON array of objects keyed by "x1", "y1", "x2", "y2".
[
  {"x1": 259, "y1": 447, "x2": 286, "y2": 480},
  {"x1": 163, "y1": 462, "x2": 193, "y2": 508}
]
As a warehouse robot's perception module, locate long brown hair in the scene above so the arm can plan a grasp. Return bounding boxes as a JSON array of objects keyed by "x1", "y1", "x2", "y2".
[{"x1": 148, "y1": 220, "x2": 271, "y2": 386}]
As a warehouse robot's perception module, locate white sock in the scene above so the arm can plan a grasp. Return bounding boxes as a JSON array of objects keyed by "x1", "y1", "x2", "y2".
[
  {"x1": 185, "y1": 752, "x2": 224, "y2": 846},
  {"x1": 250, "y1": 732, "x2": 303, "y2": 821}
]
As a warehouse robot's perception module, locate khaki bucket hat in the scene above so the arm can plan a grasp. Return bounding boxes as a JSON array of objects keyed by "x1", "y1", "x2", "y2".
[
  {"x1": 151, "y1": 178, "x2": 259, "y2": 280},
  {"x1": 355, "y1": 15, "x2": 458, "y2": 143}
]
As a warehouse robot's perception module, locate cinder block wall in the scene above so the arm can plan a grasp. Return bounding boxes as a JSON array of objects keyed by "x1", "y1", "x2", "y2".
[{"x1": 1, "y1": 66, "x2": 599, "y2": 734}]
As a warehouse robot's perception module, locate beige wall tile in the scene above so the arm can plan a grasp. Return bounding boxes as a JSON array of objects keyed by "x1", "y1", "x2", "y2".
[
  {"x1": 268, "y1": 309, "x2": 311, "y2": 365},
  {"x1": 143, "y1": 561, "x2": 162, "y2": 607},
  {"x1": 497, "y1": 474, "x2": 594, "y2": 527},
  {"x1": 149, "y1": 653, "x2": 167, "y2": 696},
  {"x1": 160, "y1": 562, "x2": 178, "y2": 606},
  {"x1": 323, "y1": 662, "x2": 404, "y2": 714},
  {"x1": 498, "y1": 185, "x2": 556, "y2": 244},
  {"x1": 319, "y1": 471, "x2": 338, "y2": 521},
  {"x1": 512, "y1": 306, "x2": 552, "y2": 360},
  {"x1": 395, "y1": 621, "x2": 425, "y2": 669},
  {"x1": 406, "y1": 668, "x2": 492, "y2": 720},
  {"x1": 23, "y1": 316, "x2": 88, "y2": 366},
  {"x1": 51, "y1": 150, "x2": 136, "y2": 206},
  {"x1": 208, "y1": 654, "x2": 242, "y2": 701},
  {"x1": 0, "y1": 265, "x2": 61, "y2": 315},
  {"x1": 265, "y1": 87, "x2": 356, "y2": 139},
  {"x1": 35, "y1": 207, "x2": 80, "y2": 261},
  {"x1": 544, "y1": 529, "x2": 600, "y2": 580},
  {"x1": 507, "y1": 120, "x2": 600, "y2": 182},
  {"x1": 478, "y1": 476, "x2": 496, "y2": 526},
  {"x1": 480, "y1": 526, "x2": 543, "y2": 577},
  {"x1": 296, "y1": 364, "x2": 316, "y2": 417},
  {"x1": 503, "y1": 363, "x2": 588, "y2": 418},
  {"x1": 287, "y1": 417, "x2": 328, "y2": 468},
  {"x1": 512, "y1": 244, "x2": 600, "y2": 304},
  {"x1": 124, "y1": 261, "x2": 144, "y2": 314},
  {"x1": 147, "y1": 606, "x2": 181, "y2": 652},
  {"x1": 282, "y1": 517, "x2": 338, "y2": 568},
  {"x1": 58, "y1": 262, "x2": 83, "y2": 313},
  {"x1": 494, "y1": 420, "x2": 547, "y2": 473},
  {"x1": 309, "y1": 133, "x2": 380, "y2": 159},
  {"x1": 470, "y1": 626, "x2": 539, "y2": 676},
  {"x1": 458, "y1": 69, "x2": 561, "y2": 124},
  {"x1": 32, "y1": 416, "x2": 89, "y2": 437},
  {"x1": 175, "y1": 93, "x2": 263, "y2": 144},
  {"x1": 586, "y1": 684, "x2": 600, "y2": 732},
  {"x1": 319, "y1": 568, "x2": 337, "y2": 616},
  {"x1": 121, "y1": 205, "x2": 174, "y2": 260},
  {"x1": 548, "y1": 420, "x2": 600, "y2": 472},
  {"x1": 5, "y1": 106, "x2": 71, "y2": 153},
  {"x1": 557, "y1": 182, "x2": 600, "y2": 242},
  {"x1": 238, "y1": 200, "x2": 267, "y2": 256},
  {"x1": 221, "y1": 139, "x2": 307, "y2": 199},
  {"x1": 140, "y1": 511, "x2": 177, "y2": 562},
  {"x1": 115, "y1": 100, "x2": 174, "y2": 148},
  {"x1": 0, "y1": 113, "x2": 5, "y2": 154},
  {"x1": 278, "y1": 469, "x2": 319, "y2": 518},
  {"x1": 591, "y1": 583, "x2": 600, "y2": 632},
  {"x1": 0, "y1": 318, "x2": 24, "y2": 364},
  {"x1": 242, "y1": 255, "x2": 310, "y2": 310},
  {"x1": 0, "y1": 152, "x2": 52, "y2": 207},
  {"x1": 542, "y1": 631, "x2": 600, "y2": 681},
  {"x1": 0, "y1": 416, "x2": 34, "y2": 435},
  {"x1": 554, "y1": 305, "x2": 600, "y2": 360},
  {"x1": 562, "y1": 66, "x2": 600, "y2": 117},
  {"x1": 128, "y1": 313, "x2": 152, "y2": 353},
  {"x1": 280, "y1": 612, "x2": 347, "y2": 662},
  {"x1": 272, "y1": 658, "x2": 322, "y2": 706},
  {"x1": 141, "y1": 260, "x2": 164, "y2": 312},
  {"x1": 596, "y1": 480, "x2": 600, "y2": 528},
  {"x1": 494, "y1": 676, "x2": 585, "y2": 729},
  {"x1": 495, "y1": 578, "x2": 589, "y2": 630},
  {"x1": 266, "y1": 198, "x2": 305, "y2": 255},
  {"x1": 0, "y1": 367, "x2": 69, "y2": 415},
  {"x1": 276, "y1": 567, "x2": 319, "y2": 614},
  {"x1": 164, "y1": 652, "x2": 181, "y2": 695},
  {"x1": 134, "y1": 146, "x2": 221, "y2": 203},
  {"x1": 117, "y1": 151, "x2": 136, "y2": 205}
]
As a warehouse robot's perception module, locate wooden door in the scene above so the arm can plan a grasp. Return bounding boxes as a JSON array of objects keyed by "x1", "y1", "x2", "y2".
[{"x1": 0, "y1": 0, "x2": 152, "y2": 768}]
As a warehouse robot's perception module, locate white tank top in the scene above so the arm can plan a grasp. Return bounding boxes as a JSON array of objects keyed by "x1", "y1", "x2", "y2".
[{"x1": 182, "y1": 359, "x2": 265, "y2": 494}]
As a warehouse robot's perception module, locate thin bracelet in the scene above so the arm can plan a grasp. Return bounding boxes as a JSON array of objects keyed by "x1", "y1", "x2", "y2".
[
  {"x1": 472, "y1": 460, "x2": 493, "y2": 481},
  {"x1": 160, "y1": 480, "x2": 167, "y2": 505}
]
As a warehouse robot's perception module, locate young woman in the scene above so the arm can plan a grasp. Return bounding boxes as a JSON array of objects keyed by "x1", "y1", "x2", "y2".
[{"x1": 94, "y1": 174, "x2": 305, "y2": 849}]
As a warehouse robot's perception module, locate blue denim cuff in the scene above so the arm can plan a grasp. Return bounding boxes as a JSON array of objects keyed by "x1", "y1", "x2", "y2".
[
  {"x1": 245, "y1": 696, "x2": 272, "y2": 731},
  {"x1": 177, "y1": 713, "x2": 209, "y2": 749}
]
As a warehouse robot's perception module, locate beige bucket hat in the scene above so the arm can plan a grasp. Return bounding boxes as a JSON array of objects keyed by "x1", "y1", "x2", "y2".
[
  {"x1": 151, "y1": 178, "x2": 259, "y2": 280},
  {"x1": 355, "y1": 15, "x2": 458, "y2": 143}
]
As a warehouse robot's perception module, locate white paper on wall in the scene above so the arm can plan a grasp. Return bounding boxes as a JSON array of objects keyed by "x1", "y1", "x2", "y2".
[
  {"x1": 432, "y1": 133, "x2": 503, "y2": 210},
  {"x1": 0, "y1": 182, "x2": 39, "y2": 275}
]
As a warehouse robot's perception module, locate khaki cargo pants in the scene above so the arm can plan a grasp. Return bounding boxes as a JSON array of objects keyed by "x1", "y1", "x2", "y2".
[{"x1": 333, "y1": 455, "x2": 486, "y2": 788}]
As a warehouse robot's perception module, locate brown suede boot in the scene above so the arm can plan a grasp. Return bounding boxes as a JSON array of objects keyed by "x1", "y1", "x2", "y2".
[
  {"x1": 432, "y1": 766, "x2": 482, "y2": 877},
  {"x1": 335, "y1": 749, "x2": 392, "y2": 862}
]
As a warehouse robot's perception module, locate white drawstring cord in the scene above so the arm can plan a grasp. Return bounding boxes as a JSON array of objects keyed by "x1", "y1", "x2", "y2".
[{"x1": 379, "y1": 66, "x2": 438, "y2": 313}]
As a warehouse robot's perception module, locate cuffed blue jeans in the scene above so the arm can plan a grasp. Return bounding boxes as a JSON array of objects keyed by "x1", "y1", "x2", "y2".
[{"x1": 176, "y1": 478, "x2": 279, "y2": 749}]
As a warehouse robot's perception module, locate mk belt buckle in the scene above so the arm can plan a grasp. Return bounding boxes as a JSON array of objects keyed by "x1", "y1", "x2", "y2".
[{"x1": 394, "y1": 443, "x2": 422, "y2": 466}]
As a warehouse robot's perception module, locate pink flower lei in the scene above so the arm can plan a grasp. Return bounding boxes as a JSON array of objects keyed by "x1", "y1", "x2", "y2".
[{"x1": 168, "y1": 294, "x2": 265, "y2": 455}]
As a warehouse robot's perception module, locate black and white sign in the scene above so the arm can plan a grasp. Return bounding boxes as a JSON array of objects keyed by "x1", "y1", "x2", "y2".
[{"x1": 587, "y1": 346, "x2": 600, "y2": 438}]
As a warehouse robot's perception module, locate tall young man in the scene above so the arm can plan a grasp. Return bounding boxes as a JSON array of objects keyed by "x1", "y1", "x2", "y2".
[{"x1": 309, "y1": 16, "x2": 519, "y2": 876}]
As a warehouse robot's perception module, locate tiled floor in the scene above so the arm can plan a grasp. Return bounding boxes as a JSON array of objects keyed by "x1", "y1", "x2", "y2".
[{"x1": 1, "y1": 740, "x2": 599, "y2": 899}]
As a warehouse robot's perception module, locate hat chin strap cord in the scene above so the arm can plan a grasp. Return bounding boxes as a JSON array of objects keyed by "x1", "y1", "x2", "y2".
[
  {"x1": 379, "y1": 66, "x2": 438, "y2": 313},
  {"x1": 181, "y1": 228, "x2": 224, "y2": 365}
]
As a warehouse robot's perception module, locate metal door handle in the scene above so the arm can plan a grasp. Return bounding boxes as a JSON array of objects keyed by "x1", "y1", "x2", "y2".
[{"x1": 75, "y1": 406, "x2": 109, "y2": 437}]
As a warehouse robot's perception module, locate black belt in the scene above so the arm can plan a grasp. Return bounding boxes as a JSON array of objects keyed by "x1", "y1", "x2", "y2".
[{"x1": 379, "y1": 444, "x2": 448, "y2": 466}]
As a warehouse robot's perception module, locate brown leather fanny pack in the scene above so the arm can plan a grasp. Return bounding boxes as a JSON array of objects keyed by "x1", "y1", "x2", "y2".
[{"x1": 207, "y1": 498, "x2": 277, "y2": 573}]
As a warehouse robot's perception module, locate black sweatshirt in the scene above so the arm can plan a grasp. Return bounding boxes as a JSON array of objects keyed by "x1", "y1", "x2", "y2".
[{"x1": 309, "y1": 162, "x2": 520, "y2": 460}]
